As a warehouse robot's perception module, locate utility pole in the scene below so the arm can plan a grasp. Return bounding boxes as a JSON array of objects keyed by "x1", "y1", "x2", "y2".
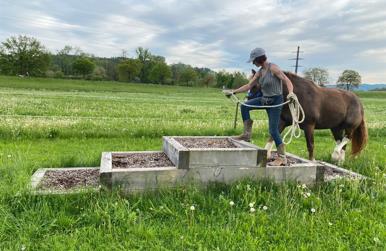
[{"x1": 289, "y1": 46, "x2": 303, "y2": 74}]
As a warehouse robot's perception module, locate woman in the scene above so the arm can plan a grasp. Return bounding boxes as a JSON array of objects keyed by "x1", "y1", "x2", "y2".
[{"x1": 224, "y1": 48, "x2": 296, "y2": 166}]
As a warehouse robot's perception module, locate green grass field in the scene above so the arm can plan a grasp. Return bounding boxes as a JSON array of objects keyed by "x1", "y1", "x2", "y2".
[{"x1": 0, "y1": 75, "x2": 385, "y2": 250}]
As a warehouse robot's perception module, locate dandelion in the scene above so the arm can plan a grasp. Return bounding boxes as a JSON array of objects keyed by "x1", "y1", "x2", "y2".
[
  {"x1": 229, "y1": 201, "x2": 235, "y2": 207},
  {"x1": 262, "y1": 206, "x2": 268, "y2": 211},
  {"x1": 310, "y1": 208, "x2": 316, "y2": 213},
  {"x1": 190, "y1": 205, "x2": 195, "y2": 211},
  {"x1": 250, "y1": 207, "x2": 256, "y2": 213},
  {"x1": 328, "y1": 222, "x2": 333, "y2": 226},
  {"x1": 249, "y1": 202, "x2": 255, "y2": 208}
]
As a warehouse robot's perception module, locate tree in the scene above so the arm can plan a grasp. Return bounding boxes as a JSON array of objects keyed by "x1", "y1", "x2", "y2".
[
  {"x1": 117, "y1": 59, "x2": 142, "y2": 82},
  {"x1": 201, "y1": 73, "x2": 216, "y2": 87},
  {"x1": 216, "y1": 70, "x2": 234, "y2": 88},
  {"x1": 91, "y1": 66, "x2": 107, "y2": 80},
  {"x1": 337, "y1": 70, "x2": 361, "y2": 91},
  {"x1": 233, "y1": 71, "x2": 249, "y2": 88},
  {"x1": 148, "y1": 61, "x2": 172, "y2": 84},
  {"x1": 0, "y1": 35, "x2": 50, "y2": 76},
  {"x1": 180, "y1": 67, "x2": 198, "y2": 86},
  {"x1": 303, "y1": 67, "x2": 329, "y2": 87},
  {"x1": 72, "y1": 57, "x2": 95, "y2": 78},
  {"x1": 136, "y1": 47, "x2": 152, "y2": 82}
]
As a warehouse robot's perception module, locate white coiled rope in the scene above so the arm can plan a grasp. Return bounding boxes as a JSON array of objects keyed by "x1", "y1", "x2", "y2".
[{"x1": 227, "y1": 92, "x2": 305, "y2": 144}]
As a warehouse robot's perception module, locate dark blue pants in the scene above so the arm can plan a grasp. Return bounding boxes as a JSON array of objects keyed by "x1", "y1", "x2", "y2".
[{"x1": 240, "y1": 95, "x2": 283, "y2": 146}]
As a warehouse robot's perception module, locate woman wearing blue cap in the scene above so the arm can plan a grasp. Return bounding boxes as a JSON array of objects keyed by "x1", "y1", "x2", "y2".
[{"x1": 224, "y1": 48, "x2": 297, "y2": 166}]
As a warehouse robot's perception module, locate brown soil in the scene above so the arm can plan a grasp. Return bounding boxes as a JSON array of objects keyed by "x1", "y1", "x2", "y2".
[
  {"x1": 39, "y1": 168, "x2": 99, "y2": 190},
  {"x1": 112, "y1": 152, "x2": 173, "y2": 169},
  {"x1": 175, "y1": 137, "x2": 238, "y2": 149},
  {"x1": 267, "y1": 152, "x2": 304, "y2": 166}
]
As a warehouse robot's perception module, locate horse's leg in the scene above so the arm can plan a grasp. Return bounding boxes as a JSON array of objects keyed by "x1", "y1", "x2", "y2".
[
  {"x1": 265, "y1": 119, "x2": 287, "y2": 158},
  {"x1": 304, "y1": 123, "x2": 315, "y2": 161},
  {"x1": 331, "y1": 128, "x2": 349, "y2": 162}
]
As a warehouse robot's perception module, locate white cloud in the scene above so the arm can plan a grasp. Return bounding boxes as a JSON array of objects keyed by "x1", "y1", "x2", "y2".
[
  {"x1": 1, "y1": 0, "x2": 386, "y2": 82},
  {"x1": 165, "y1": 40, "x2": 232, "y2": 68}
]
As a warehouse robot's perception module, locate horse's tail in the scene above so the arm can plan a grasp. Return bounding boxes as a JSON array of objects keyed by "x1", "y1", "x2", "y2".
[{"x1": 351, "y1": 118, "x2": 368, "y2": 156}]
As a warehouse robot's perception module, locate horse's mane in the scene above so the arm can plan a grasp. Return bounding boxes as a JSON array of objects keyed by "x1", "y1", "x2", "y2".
[{"x1": 284, "y1": 71, "x2": 320, "y2": 89}]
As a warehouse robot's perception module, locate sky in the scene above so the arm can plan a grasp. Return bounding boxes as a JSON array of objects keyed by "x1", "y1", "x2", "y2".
[{"x1": 0, "y1": 0, "x2": 385, "y2": 83}]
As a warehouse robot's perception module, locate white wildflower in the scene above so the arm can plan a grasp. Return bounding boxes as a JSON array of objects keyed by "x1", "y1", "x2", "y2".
[
  {"x1": 250, "y1": 207, "x2": 256, "y2": 213},
  {"x1": 7, "y1": 154, "x2": 11, "y2": 158},
  {"x1": 21, "y1": 245, "x2": 26, "y2": 251},
  {"x1": 302, "y1": 184, "x2": 307, "y2": 189},
  {"x1": 310, "y1": 208, "x2": 316, "y2": 213},
  {"x1": 328, "y1": 222, "x2": 333, "y2": 226},
  {"x1": 373, "y1": 237, "x2": 380, "y2": 243},
  {"x1": 190, "y1": 205, "x2": 195, "y2": 211},
  {"x1": 306, "y1": 192, "x2": 311, "y2": 197},
  {"x1": 262, "y1": 206, "x2": 268, "y2": 211},
  {"x1": 247, "y1": 184, "x2": 251, "y2": 191},
  {"x1": 229, "y1": 201, "x2": 235, "y2": 207},
  {"x1": 249, "y1": 202, "x2": 255, "y2": 208}
]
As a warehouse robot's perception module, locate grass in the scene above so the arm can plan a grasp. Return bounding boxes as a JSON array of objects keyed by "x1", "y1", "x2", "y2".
[{"x1": 0, "y1": 75, "x2": 385, "y2": 250}]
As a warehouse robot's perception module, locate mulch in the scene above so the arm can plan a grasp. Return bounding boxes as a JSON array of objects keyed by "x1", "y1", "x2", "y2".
[
  {"x1": 175, "y1": 137, "x2": 238, "y2": 149},
  {"x1": 112, "y1": 152, "x2": 174, "y2": 169},
  {"x1": 39, "y1": 168, "x2": 99, "y2": 190}
]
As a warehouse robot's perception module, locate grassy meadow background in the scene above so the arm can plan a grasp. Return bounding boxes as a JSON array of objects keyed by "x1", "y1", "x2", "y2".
[{"x1": 0, "y1": 75, "x2": 384, "y2": 250}]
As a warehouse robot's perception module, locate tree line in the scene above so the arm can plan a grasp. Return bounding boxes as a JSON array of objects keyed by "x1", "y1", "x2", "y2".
[
  {"x1": 0, "y1": 35, "x2": 362, "y2": 90},
  {"x1": 0, "y1": 35, "x2": 249, "y2": 89}
]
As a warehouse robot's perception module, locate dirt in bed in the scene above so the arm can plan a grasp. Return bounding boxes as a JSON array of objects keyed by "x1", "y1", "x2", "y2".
[
  {"x1": 112, "y1": 152, "x2": 174, "y2": 169},
  {"x1": 175, "y1": 138, "x2": 238, "y2": 149},
  {"x1": 39, "y1": 168, "x2": 99, "y2": 190}
]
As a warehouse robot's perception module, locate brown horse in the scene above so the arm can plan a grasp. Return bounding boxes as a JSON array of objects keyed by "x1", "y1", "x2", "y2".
[{"x1": 266, "y1": 72, "x2": 368, "y2": 161}]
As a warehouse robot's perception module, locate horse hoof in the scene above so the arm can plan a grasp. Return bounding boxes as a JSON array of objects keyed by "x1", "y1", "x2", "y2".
[{"x1": 331, "y1": 151, "x2": 340, "y2": 161}]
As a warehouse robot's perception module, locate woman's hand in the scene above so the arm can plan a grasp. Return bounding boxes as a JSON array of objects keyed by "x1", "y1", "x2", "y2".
[{"x1": 222, "y1": 89, "x2": 234, "y2": 98}]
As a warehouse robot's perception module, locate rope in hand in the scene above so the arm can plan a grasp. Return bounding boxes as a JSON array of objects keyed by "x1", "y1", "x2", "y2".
[{"x1": 224, "y1": 90, "x2": 305, "y2": 144}]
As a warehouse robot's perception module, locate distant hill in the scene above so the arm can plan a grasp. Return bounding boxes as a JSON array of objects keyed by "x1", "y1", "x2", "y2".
[{"x1": 325, "y1": 83, "x2": 386, "y2": 91}]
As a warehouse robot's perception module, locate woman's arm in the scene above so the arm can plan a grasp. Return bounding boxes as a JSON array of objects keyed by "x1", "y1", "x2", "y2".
[
  {"x1": 270, "y1": 64, "x2": 294, "y2": 93},
  {"x1": 233, "y1": 71, "x2": 260, "y2": 94}
]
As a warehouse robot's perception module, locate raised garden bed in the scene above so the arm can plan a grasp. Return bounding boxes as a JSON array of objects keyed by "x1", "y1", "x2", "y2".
[
  {"x1": 30, "y1": 137, "x2": 366, "y2": 194},
  {"x1": 100, "y1": 151, "x2": 181, "y2": 191},
  {"x1": 31, "y1": 167, "x2": 100, "y2": 194},
  {"x1": 318, "y1": 161, "x2": 366, "y2": 181},
  {"x1": 163, "y1": 136, "x2": 265, "y2": 169}
]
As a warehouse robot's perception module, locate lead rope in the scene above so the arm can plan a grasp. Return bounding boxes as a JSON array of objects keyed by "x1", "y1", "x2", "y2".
[{"x1": 228, "y1": 93, "x2": 305, "y2": 144}]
